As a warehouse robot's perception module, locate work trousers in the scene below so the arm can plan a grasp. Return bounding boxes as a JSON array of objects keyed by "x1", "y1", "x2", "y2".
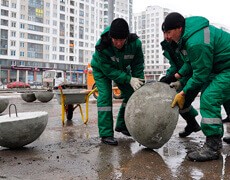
[
  {"x1": 200, "y1": 70, "x2": 230, "y2": 137},
  {"x1": 93, "y1": 68, "x2": 133, "y2": 137}
]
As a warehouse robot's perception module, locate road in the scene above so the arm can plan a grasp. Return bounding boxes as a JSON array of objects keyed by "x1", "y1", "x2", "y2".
[{"x1": 0, "y1": 91, "x2": 230, "y2": 180}]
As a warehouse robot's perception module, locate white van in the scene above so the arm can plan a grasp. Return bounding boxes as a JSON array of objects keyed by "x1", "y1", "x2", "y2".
[{"x1": 42, "y1": 70, "x2": 67, "y2": 88}]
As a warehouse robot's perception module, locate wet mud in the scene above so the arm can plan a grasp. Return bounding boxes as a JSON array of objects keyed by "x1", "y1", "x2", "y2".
[{"x1": 1, "y1": 94, "x2": 230, "y2": 179}]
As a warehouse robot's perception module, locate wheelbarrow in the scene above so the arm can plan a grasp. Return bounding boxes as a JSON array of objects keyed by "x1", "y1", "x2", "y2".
[{"x1": 54, "y1": 86, "x2": 97, "y2": 125}]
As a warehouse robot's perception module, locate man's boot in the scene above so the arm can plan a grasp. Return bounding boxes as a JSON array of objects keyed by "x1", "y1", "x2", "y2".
[
  {"x1": 179, "y1": 118, "x2": 201, "y2": 138},
  {"x1": 223, "y1": 136, "x2": 230, "y2": 144},
  {"x1": 222, "y1": 116, "x2": 230, "y2": 123},
  {"x1": 187, "y1": 135, "x2": 222, "y2": 162}
]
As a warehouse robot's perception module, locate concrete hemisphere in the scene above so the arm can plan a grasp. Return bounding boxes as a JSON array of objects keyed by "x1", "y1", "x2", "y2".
[
  {"x1": 0, "y1": 97, "x2": 9, "y2": 113},
  {"x1": 20, "y1": 92, "x2": 37, "y2": 102},
  {"x1": 35, "y1": 91, "x2": 54, "y2": 103},
  {"x1": 0, "y1": 111, "x2": 48, "y2": 148}
]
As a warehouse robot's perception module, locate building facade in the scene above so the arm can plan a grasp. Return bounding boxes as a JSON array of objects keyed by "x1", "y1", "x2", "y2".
[
  {"x1": 0, "y1": 0, "x2": 132, "y2": 85},
  {"x1": 133, "y1": 6, "x2": 172, "y2": 80}
]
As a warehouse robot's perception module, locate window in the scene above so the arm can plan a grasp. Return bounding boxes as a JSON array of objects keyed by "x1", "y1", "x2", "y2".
[
  {"x1": 20, "y1": 14, "x2": 25, "y2": 19},
  {"x1": 59, "y1": 47, "x2": 65, "y2": 52},
  {"x1": 45, "y1": 45, "x2": 49, "y2": 50},
  {"x1": 11, "y1": 31, "x2": 16, "y2": 37},
  {"x1": 20, "y1": 42, "x2": 25, "y2": 47},
  {"x1": 20, "y1": 33, "x2": 25, "y2": 38},
  {"x1": 19, "y1": 61, "x2": 25, "y2": 66},
  {"x1": 60, "y1": 6, "x2": 65, "y2": 12},
  {"x1": 11, "y1": 12, "x2": 16, "y2": 18},
  {"x1": 53, "y1": 29, "x2": 57, "y2": 34},
  {"x1": 20, "y1": 23, "x2": 25, "y2": 29},
  {"x1": 11, "y1": 3, "x2": 17, "y2": 8},
  {"x1": 20, "y1": 52, "x2": 25, "y2": 57},
  {"x1": 59, "y1": 55, "x2": 64, "y2": 60},
  {"x1": 45, "y1": 54, "x2": 49, "y2": 60},
  {"x1": 11, "y1": 21, "x2": 16, "y2": 27},
  {"x1": 79, "y1": 27, "x2": 84, "y2": 39},
  {"x1": 21, "y1": 5, "x2": 25, "y2": 10},
  {"x1": 1, "y1": 19, "x2": 8, "y2": 26},
  {"x1": 52, "y1": 54, "x2": 57, "y2": 60},
  {"x1": 59, "y1": 39, "x2": 64, "y2": 44},
  {"x1": 11, "y1": 41, "x2": 16, "y2": 46},
  {"x1": 53, "y1": 12, "x2": 57, "y2": 18},
  {"x1": 1, "y1": 9, "x2": 9, "y2": 16},
  {"x1": 46, "y1": 11, "x2": 50, "y2": 17},
  {"x1": 60, "y1": 14, "x2": 65, "y2": 20},
  {"x1": 11, "y1": 50, "x2": 16, "y2": 56},
  {"x1": 53, "y1": 20, "x2": 57, "y2": 26},
  {"x1": 79, "y1": 42, "x2": 83, "y2": 47},
  {"x1": 79, "y1": 49, "x2": 84, "y2": 63}
]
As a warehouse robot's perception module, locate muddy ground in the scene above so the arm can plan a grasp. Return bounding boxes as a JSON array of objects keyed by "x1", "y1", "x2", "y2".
[{"x1": 1, "y1": 92, "x2": 230, "y2": 180}]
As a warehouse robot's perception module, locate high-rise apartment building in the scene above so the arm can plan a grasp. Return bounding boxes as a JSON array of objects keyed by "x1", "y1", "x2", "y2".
[
  {"x1": 133, "y1": 6, "x2": 172, "y2": 80},
  {"x1": 0, "y1": 0, "x2": 132, "y2": 85}
]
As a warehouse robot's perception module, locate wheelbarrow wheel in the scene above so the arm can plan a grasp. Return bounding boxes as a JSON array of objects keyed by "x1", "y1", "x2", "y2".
[{"x1": 66, "y1": 104, "x2": 74, "y2": 120}]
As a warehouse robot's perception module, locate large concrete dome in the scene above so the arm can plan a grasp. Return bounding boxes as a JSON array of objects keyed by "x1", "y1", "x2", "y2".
[{"x1": 125, "y1": 82, "x2": 179, "y2": 149}]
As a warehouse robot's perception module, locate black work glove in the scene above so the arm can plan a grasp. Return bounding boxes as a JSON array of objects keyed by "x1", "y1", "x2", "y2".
[{"x1": 159, "y1": 74, "x2": 177, "y2": 84}]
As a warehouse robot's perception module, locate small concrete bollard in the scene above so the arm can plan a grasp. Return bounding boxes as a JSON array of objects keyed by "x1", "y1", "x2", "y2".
[{"x1": 125, "y1": 82, "x2": 179, "y2": 149}]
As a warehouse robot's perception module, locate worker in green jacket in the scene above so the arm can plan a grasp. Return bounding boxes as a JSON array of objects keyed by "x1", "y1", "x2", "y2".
[
  {"x1": 163, "y1": 12, "x2": 230, "y2": 161},
  {"x1": 91, "y1": 18, "x2": 145, "y2": 145},
  {"x1": 160, "y1": 39, "x2": 201, "y2": 138}
]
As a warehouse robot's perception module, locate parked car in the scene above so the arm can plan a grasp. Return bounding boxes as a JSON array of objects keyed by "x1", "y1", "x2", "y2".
[{"x1": 7, "y1": 81, "x2": 30, "y2": 89}]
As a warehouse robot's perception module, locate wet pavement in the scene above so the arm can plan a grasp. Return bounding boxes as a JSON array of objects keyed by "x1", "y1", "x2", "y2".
[{"x1": 1, "y1": 92, "x2": 230, "y2": 179}]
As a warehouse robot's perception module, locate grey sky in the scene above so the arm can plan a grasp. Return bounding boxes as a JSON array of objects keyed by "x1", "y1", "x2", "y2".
[{"x1": 133, "y1": 0, "x2": 230, "y2": 28}]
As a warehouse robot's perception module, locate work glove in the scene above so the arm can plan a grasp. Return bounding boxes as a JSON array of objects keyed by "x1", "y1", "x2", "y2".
[
  {"x1": 170, "y1": 81, "x2": 182, "y2": 91},
  {"x1": 130, "y1": 77, "x2": 144, "y2": 91},
  {"x1": 171, "y1": 93, "x2": 185, "y2": 109},
  {"x1": 159, "y1": 74, "x2": 177, "y2": 84}
]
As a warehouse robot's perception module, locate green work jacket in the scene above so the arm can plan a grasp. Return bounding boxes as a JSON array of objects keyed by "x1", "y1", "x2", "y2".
[
  {"x1": 91, "y1": 26, "x2": 144, "y2": 84},
  {"x1": 178, "y1": 16, "x2": 230, "y2": 94}
]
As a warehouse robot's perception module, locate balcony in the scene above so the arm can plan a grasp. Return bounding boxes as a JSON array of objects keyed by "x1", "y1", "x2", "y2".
[
  {"x1": 1, "y1": 19, "x2": 8, "y2": 26},
  {"x1": 0, "y1": 45, "x2": 8, "y2": 49},
  {"x1": 0, "y1": 49, "x2": 7, "y2": 55},
  {"x1": 1, "y1": 0, "x2": 9, "y2": 7}
]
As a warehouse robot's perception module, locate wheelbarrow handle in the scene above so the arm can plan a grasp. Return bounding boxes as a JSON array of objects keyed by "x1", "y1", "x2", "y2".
[{"x1": 58, "y1": 86, "x2": 66, "y2": 125}]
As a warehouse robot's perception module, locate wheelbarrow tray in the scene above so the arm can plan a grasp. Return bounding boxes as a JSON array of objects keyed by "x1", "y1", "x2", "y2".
[{"x1": 54, "y1": 89, "x2": 89, "y2": 105}]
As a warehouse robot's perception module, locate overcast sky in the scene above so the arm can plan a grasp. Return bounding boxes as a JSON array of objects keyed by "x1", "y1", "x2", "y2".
[{"x1": 133, "y1": 0, "x2": 230, "y2": 28}]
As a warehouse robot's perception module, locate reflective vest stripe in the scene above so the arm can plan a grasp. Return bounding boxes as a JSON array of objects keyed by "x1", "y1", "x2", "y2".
[
  {"x1": 204, "y1": 27, "x2": 210, "y2": 44},
  {"x1": 201, "y1": 118, "x2": 222, "y2": 124},
  {"x1": 179, "y1": 106, "x2": 192, "y2": 114},
  {"x1": 98, "y1": 106, "x2": 112, "y2": 111}
]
